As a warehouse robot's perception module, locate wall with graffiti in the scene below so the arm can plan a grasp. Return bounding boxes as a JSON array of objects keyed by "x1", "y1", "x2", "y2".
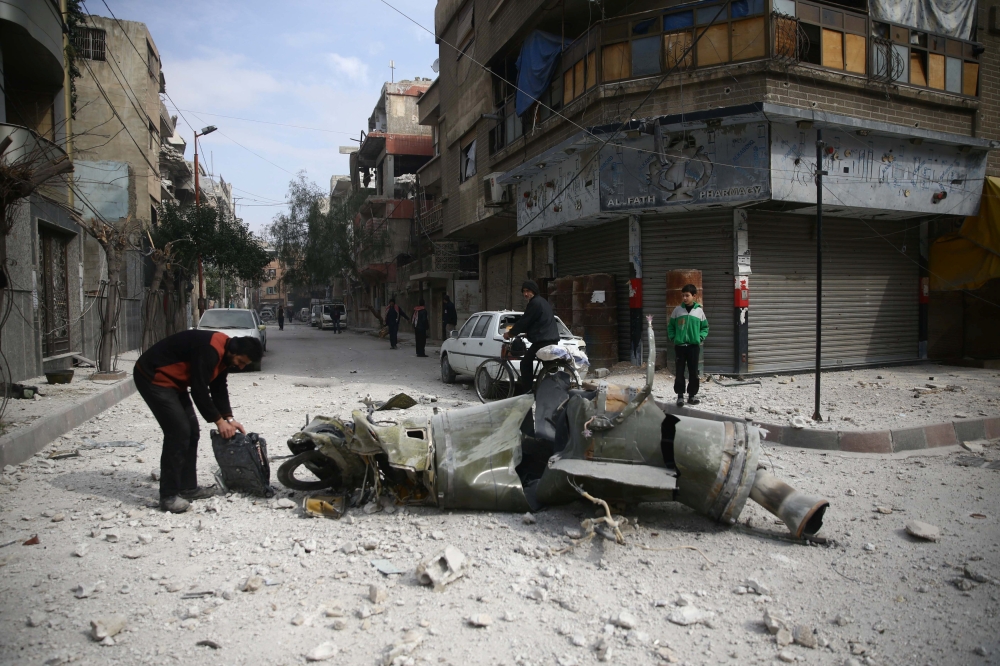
[
  {"x1": 770, "y1": 124, "x2": 988, "y2": 216},
  {"x1": 515, "y1": 149, "x2": 602, "y2": 235}
]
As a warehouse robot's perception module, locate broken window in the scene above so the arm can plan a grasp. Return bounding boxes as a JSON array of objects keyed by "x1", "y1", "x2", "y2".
[
  {"x1": 456, "y1": 1, "x2": 474, "y2": 60},
  {"x1": 146, "y1": 40, "x2": 158, "y2": 80},
  {"x1": 74, "y1": 28, "x2": 106, "y2": 61},
  {"x1": 460, "y1": 138, "x2": 477, "y2": 183}
]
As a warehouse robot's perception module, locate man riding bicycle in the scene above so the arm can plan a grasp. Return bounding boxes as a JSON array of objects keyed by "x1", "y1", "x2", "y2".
[{"x1": 503, "y1": 280, "x2": 560, "y2": 394}]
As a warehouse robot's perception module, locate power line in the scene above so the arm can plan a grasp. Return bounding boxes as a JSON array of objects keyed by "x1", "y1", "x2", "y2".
[{"x1": 167, "y1": 108, "x2": 357, "y2": 136}]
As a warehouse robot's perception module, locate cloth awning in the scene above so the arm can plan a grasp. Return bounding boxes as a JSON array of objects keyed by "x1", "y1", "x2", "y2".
[{"x1": 930, "y1": 176, "x2": 1000, "y2": 291}]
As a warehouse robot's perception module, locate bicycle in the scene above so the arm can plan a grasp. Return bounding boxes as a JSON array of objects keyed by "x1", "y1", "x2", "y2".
[{"x1": 473, "y1": 335, "x2": 584, "y2": 403}]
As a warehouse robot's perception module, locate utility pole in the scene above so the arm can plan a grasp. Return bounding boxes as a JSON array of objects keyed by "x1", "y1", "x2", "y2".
[
  {"x1": 813, "y1": 129, "x2": 825, "y2": 422},
  {"x1": 389, "y1": 60, "x2": 395, "y2": 83},
  {"x1": 193, "y1": 125, "x2": 217, "y2": 319}
]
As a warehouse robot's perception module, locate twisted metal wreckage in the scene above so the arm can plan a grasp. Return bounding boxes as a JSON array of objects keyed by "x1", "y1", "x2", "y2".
[{"x1": 278, "y1": 319, "x2": 829, "y2": 541}]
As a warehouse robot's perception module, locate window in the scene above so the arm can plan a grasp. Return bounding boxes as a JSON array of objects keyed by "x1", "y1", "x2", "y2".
[
  {"x1": 791, "y1": 1, "x2": 866, "y2": 73},
  {"x1": 456, "y1": 1, "x2": 474, "y2": 60},
  {"x1": 562, "y1": 51, "x2": 596, "y2": 105},
  {"x1": 432, "y1": 125, "x2": 440, "y2": 157},
  {"x1": 460, "y1": 138, "x2": 477, "y2": 182},
  {"x1": 459, "y1": 316, "x2": 479, "y2": 337},
  {"x1": 148, "y1": 121, "x2": 157, "y2": 150},
  {"x1": 266, "y1": 287, "x2": 276, "y2": 295},
  {"x1": 74, "y1": 28, "x2": 106, "y2": 61},
  {"x1": 471, "y1": 315, "x2": 493, "y2": 338},
  {"x1": 267, "y1": 269, "x2": 277, "y2": 280},
  {"x1": 147, "y1": 41, "x2": 158, "y2": 80}
]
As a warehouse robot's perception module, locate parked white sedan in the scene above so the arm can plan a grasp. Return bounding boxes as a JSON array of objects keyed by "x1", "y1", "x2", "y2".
[
  {"x1": 197, "y1": 308, "x2": 267, "y2": 371},
  {"x1": 439, "y1": 310, "x2": 584, "y2": 383}
]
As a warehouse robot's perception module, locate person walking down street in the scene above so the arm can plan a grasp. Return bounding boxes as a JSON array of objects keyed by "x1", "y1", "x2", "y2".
[
  {"x1": 667, "y1": 284, "x2": 709, "y2": 407},
  {"x1": 412, "y1": 299, "x2": 430, "y2": 357},
  {"x1": 331, "y1": 306, "x2": 341, "y2": 334},
  {"x1": 277, "y1": 307, "x2": 284, "y2": 331},
  {"x1": 504, "y1": 280, "x2": 559, "y2": 395},
  {"x1": 385, "y1": 299, "x2": 406, "y2": 350},
  {"x1": 442, "y1": 293, "x2": 457, "y2": 340},
  {"x1": 134, "y1": 330, "x2": 263, "y2": 513}
]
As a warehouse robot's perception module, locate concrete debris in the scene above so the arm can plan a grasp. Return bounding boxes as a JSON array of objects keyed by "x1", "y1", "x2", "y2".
[
  {"x1": 241, "y1": 576, "x2": 264, "y2": 593},
  {"x1": 611, "y1": 611, "x2": 637, "y2": 629},
  {"x1": 744, "y1": 578, "x2": 771, "y2": 596},
  {"x1": 467, "y1": 613, "x2": 492, "y2": 627},
  {"x1": 964, "y1": 564, "x2": 994, "y2": 584},
  {"x1": 974, "y1": 646, "x2": 988, "y2": 657},
  {"x1": 776, "y1": 628, "x2": 793, "y2": 647},
  {"x1": 875, "y1": 506, "x2": 893, "y2": 514},
  {"x1": 905, "y1": 520, "x2": 940, "y2": 542},
  {"x1": 369, "y1": 584, "x2": 388, "y2": 604},
  {"x1": 305, "y1": 641, "x2": 338, "y2": 661},
  {"x1": 522, "y1": 512, "x2": 537, "y2": 525},
  {"x1": 381, "y1": 630, "x2": 424, "y2": 666},
  {"x1": 274, "y1": 498, "x2": 296, "y2": 509},
  {"x1": 778, "y1": 650, "x2": 796, "y2": 663},
  {"x1": 952, "y1": 577, "x2": 976, "y2": 591},
  {"x1": 72, "y1": 582, "x2": 102, "y2": 599},
  {"x1": 667, "y1": 606, "x2": 715, "y2": 626},
  {"x1": 90, "y1": 615, "x2": 126, "y2": 641},
  {"x1": 27, "y1": 611, "x2": 47, "y2": 627},
  {"x1": 72, "y1": 543, "x2": 89, "y2": 558},
  {"x1": 415, "y1": 546, "x2": 466, "y2": 590},
  {"x1": 833, "y1": 614, "x2": 854, "y2": 626},
  {"x1": 594, "y1": 638, "x2": 613, "y2": 662},
  {"x1": 372, "y1": 559, "x2": 406, "y2": 576},
  {"x1": 792, "y1": 624, "x2": 818, "y2": 649},
  {"x1": 961, "y1": 440, "x2": 985, "y2": 452},
  {"x1": 763, "y1": 608, "x2": 789, "y2": 634},
  {"x1": 341, "y1": 542, "x2": 358, "y2": 554}
]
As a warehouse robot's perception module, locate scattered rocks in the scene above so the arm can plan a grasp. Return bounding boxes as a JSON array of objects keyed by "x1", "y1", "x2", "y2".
[
  {"x1": 667, "y1": 606, "x2": 715, "y2": 627},
  {"x1": 776, "y1": 628, "x2": 793, "y2": 647},
  {"x1": 778, "y1": 650, "x2": 796, "y2": 663},
  {"x1": 792, "y1": 624, "x2": 818, "y2": 649},
  {"x1": 27, "y1": 611, "x2": 47, "y2": 627},
  {"x1": 744, "y1": 578, "x2": 771, "y2": 596},
  {"x1": 90, "y1": 615, "x2": 126, "y2": 641},
  {"x1": 522, "y1": 512, "x2": 537, "y2": 525},
  {"x1": 241, "y1": 576, "x2": 264, "y2": 593},
  {"x1": 964, "y1": 564, "x2": 994, "y2": 584},
  {"x1": 467, "y1": 613, "x2": 492, "y2": 627},
  {"x1": 291, "y1": 613, "x2": 307, "y2": 626},
  {"x1": 274, "y1": 498, "x2": 296, "y2": 510},
  {"x1": 611, "y1": 611, "x2": 637, "y2": 629},
  {"x1": 381, "y1": 630, "x2": 424, "y2": 665},
  {"x1": 905, "y1": 520, "x2": 940, "y2": 542},
  {"x1": 763, "y1": 608, "x2": 789, "y2": 634},
  {"x1": 961, "y1": 440, "x2": 986, "y2": 453},
  {"x1": 72, "y1": 582, "x2": 102, "y2": 599},
  {"x1": 72, "y1": 543, "x2": 89, "y2": 558},
  {"x1": 369, "y1": 584, "x2": 387, "y2": 604},
  {"x1": 341, "y1": 542, "x2": 358, "y2": 555},
  {"x1": 594, "y1": 638, "x2": 613, "y2": 662},
  {"x1": 833, "y1": 613, "x2": 854, "y2": 627},
  {"x1": 305, "y1": 641, "x2": 338, "y2": 661},
  {"x1": 415, "y1": 546, "x2": 466, "y2": 590}
]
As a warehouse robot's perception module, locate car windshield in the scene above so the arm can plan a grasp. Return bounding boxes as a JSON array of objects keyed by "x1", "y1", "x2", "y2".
[{"x1": 199, "y1": 310, "x2": 255, "y2": 329}]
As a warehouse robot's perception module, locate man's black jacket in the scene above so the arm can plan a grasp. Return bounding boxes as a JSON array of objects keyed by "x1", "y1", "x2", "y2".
[
  {"x1": 509, "y1": 295, "x2": 559, "y2": 343},
  {"x1": 442, "y1": 300, "x2": 457, "y2": 325}
]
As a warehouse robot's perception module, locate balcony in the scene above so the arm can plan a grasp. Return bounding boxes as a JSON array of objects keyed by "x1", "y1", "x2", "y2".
[{"x1": 487, "y1": 0, "x2": 983, "y2": 155}]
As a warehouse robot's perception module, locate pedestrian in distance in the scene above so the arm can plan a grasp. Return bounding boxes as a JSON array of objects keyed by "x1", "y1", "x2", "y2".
[
  {"x1": 277, "y1": 307, "x2": 284, "y2": 331},
  {"x1": 385, "y1": 298, "x2": 406, "y2": 350},
  {"x1": 412, "y1": 299, "x2": 430, "y2": 357},
  {"x1": 504, "y1": 280, "x2": 559, "y2": 395},
  {"x1": 667, "y1": 284, "x2": 709, "y2": 407},
  {"x1": 331, "y1": 306, "x2": 341, "y2": 333},
  {"x1": 134, "y1": 330, "x2": 263, "y2": 513},
  {"x1": 442, "y1": 293, "x2": 457, "y2": 340}
]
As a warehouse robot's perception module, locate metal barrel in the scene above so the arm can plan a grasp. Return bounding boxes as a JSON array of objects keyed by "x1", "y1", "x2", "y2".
[
  {"x1": 550, "y1": 276, "x2": 574, "y2": 326},
  {"x1": 666, "y1": 269, "x2": 703, "y2": 310},
  {"x1": 572, "y1": 274, "x2": 618, "y2": 369}
]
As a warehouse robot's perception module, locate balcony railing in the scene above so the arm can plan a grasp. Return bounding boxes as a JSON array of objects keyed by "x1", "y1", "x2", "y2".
[
  {"x1": 418, "y1": 202, "x2": 443, "y2": 234},
  {"x1": 487, "y1": 0, "x2": 982, "y2": 155}
]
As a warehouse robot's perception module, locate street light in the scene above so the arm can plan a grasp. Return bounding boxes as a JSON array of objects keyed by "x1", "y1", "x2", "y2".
[{"x1": 194, "y1": 125, "x2": 217, "y2": 317}]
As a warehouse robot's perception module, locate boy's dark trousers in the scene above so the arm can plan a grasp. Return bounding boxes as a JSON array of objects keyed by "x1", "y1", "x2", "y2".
[
  {"x1": 134, "y1": 369, "x2": 200, "y2": 498},
  {"x1": 674, "y1": 344, "x2": 700, "y2": 397},
  {"x1": 388, "y1": 323, "x2": 399, "y2": 348}
]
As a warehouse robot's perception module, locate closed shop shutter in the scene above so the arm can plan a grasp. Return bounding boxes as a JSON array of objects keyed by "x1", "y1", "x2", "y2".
[
  {"x1": 555, "y1": 220, "x2": 631, "y2": 362},
  {"x1": 641, "y1": 213, "x2": 735, "y2": 373},
  {"x1": 748, "y1": 214, "x2": 919, "y2": 373}
]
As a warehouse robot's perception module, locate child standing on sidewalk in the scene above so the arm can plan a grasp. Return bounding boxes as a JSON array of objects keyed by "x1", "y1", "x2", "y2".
[{"x1": 667, "y1": 284, "x2": 709, "y2": 407}]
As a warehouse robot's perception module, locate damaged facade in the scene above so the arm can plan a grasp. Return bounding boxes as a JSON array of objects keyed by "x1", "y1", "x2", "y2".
[
  {"x1": 346, "y1": 79, "x2": 480, "y2": 335},
  {"x1": 423, "y1": 0, "x2": 1000, "y2": 372}
]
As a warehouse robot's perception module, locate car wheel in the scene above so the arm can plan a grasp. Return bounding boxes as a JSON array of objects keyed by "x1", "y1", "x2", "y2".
[{"x1": 441, "y1": 353, "x2": 457, "y2": 384}]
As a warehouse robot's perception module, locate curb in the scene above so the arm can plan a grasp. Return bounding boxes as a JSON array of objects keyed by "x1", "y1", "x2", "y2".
[
  {"x1": 0, "y1": 378, "x2": 136, "y2": 468},
  {"x1": 657, "y1": 401, "x2": 1000, "y2": 453}
]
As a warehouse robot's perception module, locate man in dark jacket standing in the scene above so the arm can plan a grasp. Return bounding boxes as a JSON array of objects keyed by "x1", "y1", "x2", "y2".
[
  {"x1": 277, "y1": 307, "x2": 284, "y2": 331},
  {"x1": 134, "y1": 330, "x2": 263, "y2": 513},
  {"x1": 441, "y1": 294, "x2": 457, "y2": 340},
  {"x1": 385, "y1": 299, "x2": 406, "y2": 349},
  {"x1": 504, "y1": 280, "x2": 559, "y2": 394},
  {"x1": 412, "y1": 299, "x2": 430, "y2": 357}
]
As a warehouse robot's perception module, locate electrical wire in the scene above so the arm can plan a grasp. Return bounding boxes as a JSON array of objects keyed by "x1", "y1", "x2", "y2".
[{"x1": 166, "y1": 108, "x2": 358, "y2": 136}]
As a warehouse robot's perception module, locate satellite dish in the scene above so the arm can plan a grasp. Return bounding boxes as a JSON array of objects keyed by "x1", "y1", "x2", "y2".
[{"x1": 431, "y1": 58, "x2": 440, "y2": 73}]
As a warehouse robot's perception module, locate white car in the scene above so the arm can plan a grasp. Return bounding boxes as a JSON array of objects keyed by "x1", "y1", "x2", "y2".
[
  {"x1": 197, "y1": 308, "x2": 267, "y2": 371},
  {"x1": 439, "y1": 310, "x2": 584, "y2": 383}
]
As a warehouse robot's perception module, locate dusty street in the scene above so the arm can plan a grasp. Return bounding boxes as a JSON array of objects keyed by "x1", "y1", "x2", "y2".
[{"x1": 1, "y1": 323, "x2": 998, "y2": 666}]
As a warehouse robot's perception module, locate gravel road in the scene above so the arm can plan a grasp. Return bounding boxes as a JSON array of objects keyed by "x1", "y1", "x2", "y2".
[{"x1": 1, "y1": 325, "x2": 997, "y2": 666}]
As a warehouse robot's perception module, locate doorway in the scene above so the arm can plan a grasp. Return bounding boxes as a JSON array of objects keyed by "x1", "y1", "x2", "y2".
[{"x1": 38, "y1": 229, "x2": 72, "y2": 357}]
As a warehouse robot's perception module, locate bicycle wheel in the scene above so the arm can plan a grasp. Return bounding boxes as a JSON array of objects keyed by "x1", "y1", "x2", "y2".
[{"x1": 474, "y1": 358, "x2": 517, "y2": 403}]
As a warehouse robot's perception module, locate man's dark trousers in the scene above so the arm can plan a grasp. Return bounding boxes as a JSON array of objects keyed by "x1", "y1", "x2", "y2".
[
  {"x1": 134, "y1": 369, "x2": 200, "y2": 498},
  {"x1": 388, "y1": 324, "x2": 399, "y2": 349},
  {"x1": 518, "y1": 339, "x2": 558, "y2": 393},
  {"x1": 415, "y1": 329, "x2": 427, "y2": 356},
  {"x1": 674, "y1": 344, "x2": 699, "y2": 397}
]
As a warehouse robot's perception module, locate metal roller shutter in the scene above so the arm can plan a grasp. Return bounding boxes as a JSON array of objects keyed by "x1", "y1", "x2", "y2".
[
  {"x1": 748, "y1": 213, "x2": 919, "y2": 373},
  {"x1": 555, "y1": 220, "x2": 631, "y2": 362},
  {"x1": 641, "y1": 213, "x2": 735, "y2": 373}
]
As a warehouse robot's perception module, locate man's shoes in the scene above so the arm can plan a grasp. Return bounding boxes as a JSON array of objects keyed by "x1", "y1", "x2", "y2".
[
  {"x1": 179, "y1": 485, "x2": 218, "y2": 501},
  {"x1": 160, "y1": 495, "x2": 190, "y2": 513},
  {"x1": 417, "y1": 354, "x2": 428, "y2": 358},
  {"x1": 676, "y1": 395, "x2": 685, "y2": 407},
  {"x1": 687, "y1": 395, "x2": 701, "y2": 406}
]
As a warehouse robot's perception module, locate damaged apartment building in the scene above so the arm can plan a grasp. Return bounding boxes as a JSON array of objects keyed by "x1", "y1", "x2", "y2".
[
  {"x1": 347, "y1": 79, "x2": 479, "y2": 334},
  {"x1": 424, "y1": 0, "x2": 1000, "y2": 372}
]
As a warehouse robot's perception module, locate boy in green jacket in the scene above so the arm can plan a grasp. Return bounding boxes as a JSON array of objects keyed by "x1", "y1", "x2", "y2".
[{"x1": 667, "y1": 284, "x2": 709, "y2": 407}]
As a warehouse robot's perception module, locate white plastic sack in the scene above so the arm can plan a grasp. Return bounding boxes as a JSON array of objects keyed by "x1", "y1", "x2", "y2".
[{"x1": 535, "y1": 345, "x2": 590, "y2": 374}]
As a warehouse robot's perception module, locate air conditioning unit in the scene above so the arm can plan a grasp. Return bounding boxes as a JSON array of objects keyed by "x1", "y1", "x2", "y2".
[{"x1": 483, "y1": 172, "x2": 512, "y2": 206}]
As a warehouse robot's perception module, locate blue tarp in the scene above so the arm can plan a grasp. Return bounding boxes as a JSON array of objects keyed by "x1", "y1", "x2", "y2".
[{"x1": 515, "y1": 31, "x2": 567, "y2": 117}]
